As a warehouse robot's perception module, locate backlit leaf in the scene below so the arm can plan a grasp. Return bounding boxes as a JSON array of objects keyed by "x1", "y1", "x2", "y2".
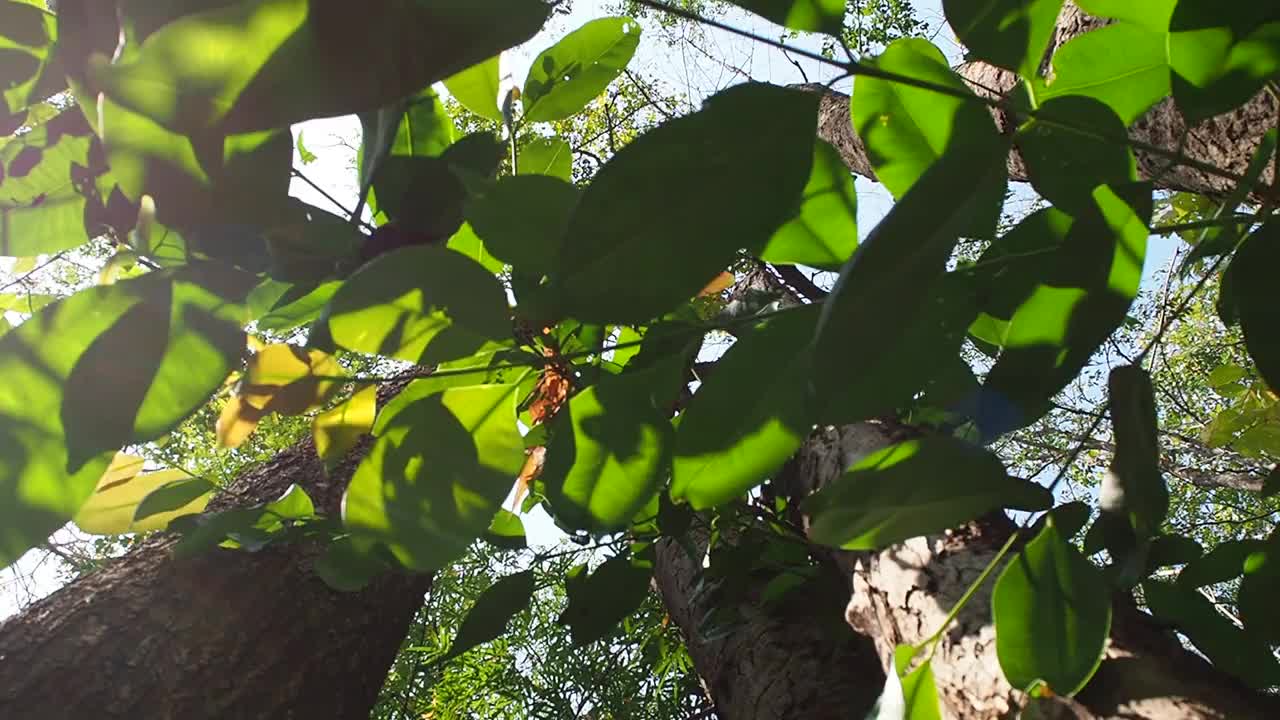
[
  {"x1": 313, "y1": 385, "x2": 377, "y2": 469},
  {"x1": 522, "y1": 17, "x2": 641, "y2": 122},
  {"x1": 944, "y1": 0, "x2": 1063, "y2": 77},
  {"x1": 75, "y1": 464, "x2": 211, "y2": 535},
  {"x1": 444, "y1": 55, "x2": 503, "y2": 123},
  {"x1": 760, "y1": 140, "x2": 858, "y2": 270}
]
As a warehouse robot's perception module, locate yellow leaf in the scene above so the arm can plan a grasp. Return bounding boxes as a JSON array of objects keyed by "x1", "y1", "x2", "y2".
[
  {"x1": 75, "y1": 464, "x2": 211, "y2": 535},
  {"x1": 241, "y1": 343, "x2": 344, "y2": 416},
  {"x1": 313, "y1": 385, "x2": 377, "y2": 468},
  {"x1": 697, "y1": 271, "x2": 735, "y2": 297},
  {"x1": 217, "y1": 395, "x2": 264, "y2": 449}
]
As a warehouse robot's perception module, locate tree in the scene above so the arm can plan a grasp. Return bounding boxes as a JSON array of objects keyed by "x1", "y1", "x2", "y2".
[{"x1": 2, "y1": 1, "x2": 1280, "y2": 719}]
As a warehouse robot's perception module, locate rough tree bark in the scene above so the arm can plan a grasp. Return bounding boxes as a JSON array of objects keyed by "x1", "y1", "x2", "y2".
[
  {"x1": 811, "y1": 4, "x2": 1277, "y2": 199},
  {"x1": 0, "y1": 382, "x2": 432, "y2": 720}
]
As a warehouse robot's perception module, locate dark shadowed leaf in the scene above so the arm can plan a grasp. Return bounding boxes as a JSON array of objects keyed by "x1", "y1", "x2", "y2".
[
  {"x1": 522, "y1": 17, "x2": 641, "y2": 122},
  {"x1": 993, "y1": 520, "x2": 1110, "y2": 696},
  {"x1": 723, "y1": 1, "x2": 845, "y2": 36},
  {"x1": 89, "y1": 0, "x2": 551, "y2": 134},
  {"x1": 1177, "y1": 538, "x2": 1263, "y2": 587},
  {"x1": 944, "y1": 0, "x2": 1063, "y2": 77},
  {"x1": 327, "y1": 245, "x2": 511, "y2": 364},
  {"x1": 1229, "y1": 220, "x2": 1280, "y2": 393},
  {"x1": 484, "y1": 509, "x2": 527, "y2": 550},
  {"x1": 1238, "y1": 536, "x2": 1280, "y2": 644},
  {"x1": 558, "y1": 550, "x2": 653, "y2": 646},
  {"x1": 1016, "y1": 96, "x2": 1136, "y2": 214},
  {"x1": 315, "y1": 535, "x2": 390, "y2": 592},
  {"x1": 805, "y1": 436, "x2": 1049, "y2": 549},
  {"x1": 1144, "y1": 579, "x2": 1280, "y2": 688},
  {"x1": 545, "y1": 83, "x2": 816, "y2": 324},
  {"x1": 1166, "y1": 2, "x2": 1280, "y2": 123},
  {"x1": 466, "y1": 175, "x2": 578, "y2": 274},
  {"x1": 444, "y1": 569, "x2": 535, "y2": 660}
]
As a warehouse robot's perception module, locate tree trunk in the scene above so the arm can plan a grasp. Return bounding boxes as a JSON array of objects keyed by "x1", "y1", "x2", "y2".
[
  {"x1": 0, "y1": 384, "x2": 431, "y2": 720},
  {"x1": 652, "y1": 524, "x2": 884, "y2": 720},
  {"x1": 811, "y1": 3, "x2": 1277, "y2": 199}
]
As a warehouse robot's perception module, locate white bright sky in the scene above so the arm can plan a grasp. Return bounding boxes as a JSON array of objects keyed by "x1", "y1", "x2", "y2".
[{"x1": 1, "y1": 0, "x2": 1183, "y2": 618}]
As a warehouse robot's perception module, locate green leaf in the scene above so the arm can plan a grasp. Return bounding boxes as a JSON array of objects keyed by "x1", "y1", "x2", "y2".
[
  {"x1": 519, "y1": 136, "x2": 573, "y2": 181},
  {"x1": 866, "y1": 645, "x2": 943, "y2": 720},
  {"x1": 1, "y1": 109, "x2": 108, "y2": 256},
  {"x1": 295, "y1": 130, "x2": 317, "y2": 164},
  {"x1": 484, "y1": 509, "x2": 526, "y2": 550},
  {"x1": 672, "y1": 306, "x2": 819, "y2": 509},
  {"x1": 1167, "y1": 3, "x2": 1280, "y2": 123},
  {"x1": 558, "y1": 551, "x2": 653, "y2": 646},
  {"x1": 1230, "y1": 220, "x2": 1280, "y2": 394},
  {"x1": 804, "y1": 436, "x2": 1050, "y2": 550},
  {"x1": 760, "y1": 140, "x2": 858, "y2": 270},
  {"x1": 327, "y1": 245, "x2": 511, "y2": 365},
  {"x1": 545, "y1": 83, "x2": 816, "y2": 324},
  {"x1": 1094, "y1": 365, "x2": 1169, "y2": 584},
  {"x1": 813, "y1": 129, "x2": 1006, "y2": 424},
  {"x1": 444, "y1": 569, "x2": 535, "y2": 660},
  {"x1": 723, "y1": 1, "x2": 845, "y2": 36},
  {"x1": 465, "y1": 175, "x2": 578, "y2": 275},
  {"x1": 944, "y1": 0, "x2": 1064, "y2": 77},
  {"x1": 1146, "y1": 534, "x2": 1202, "y2": 570},
  {"x1": 1073, "y1": 0, "x2": 1175, "y2": 31},
  {"x1": 343, "y1": 381, "x2": 526, "y2": 572},
  {"x1": 1177, "y1": 539, "x2": 1263, "y2": 587},
  {"x1": 993, "y1": 520, "x2": 1111, "y2": 696},
  {"x1": 1144, "y1": 579, "x2": 1280, "y2": 688},
  {"x1": 1016, "y1": 96, "x2": 1136, "y2": 214},
  {"x1": 1035, "y1": 21, "x2": 1170, "y2": 125},
  {"x1": 89, "y1": 0, "x2": 551, "y2": 134},
  {"x1": 254, "y1": 280, "x2": 341, "y2": 332},
  {"x1": 1238, "y1": 539, "x2": 1280, "y2": 644},
  {"x1": 974, "y1": 183, "x2": 1150, "y2": 437},
  {"x1": 134, "y1": 475, "x2": 217, "y2": 525},
  {"x1": 0, "y1": 0, "x2": 60, "y2": 114},
  {"x1": 366, "y1": 86, "x2": 457, "y2": 226},
  {"x1": 522, "y1": 17, "x2": 641, "y2": 122},
  {"x1": 315, "y1": 535, "x2": 389, "y2": 592},
  {"x1": 543, "y1": 361, "x2": 680, "y2": 532},
  {"x1": 445, "y1": 222, "x2": 505, "y2": 274},
  {"x1": 60, "y1": 264, "x2": 254, "y2": 471},
  {"x1": 851, "y1": 38, "x2": 996, "y2": 199},
  {"x1": 444, "y1": 55, "x2": 503, "y2": 122}
]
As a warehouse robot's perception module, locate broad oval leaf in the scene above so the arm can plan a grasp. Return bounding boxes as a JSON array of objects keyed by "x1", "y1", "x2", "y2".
[
  {"x1": 445, "y1": 222, "x2": 505, "y2": 274},
  {"x1": 543, "y1": 362, "x2": 679, "y2": 531},
  {"x1": 444, "y1": 569, "x2": 535, "y2": 660},
  {"x1": 944, "y1": 0, "x2": 1064, "y2": 77},
  {"x1": 519, "y1": 136, "x2": 573, "y2": 181},
  {"x1": 522, "y1": 17, "x2": 641, "y2": 123},
  {"x1": 312, "y1": 384, "x2": 377, "y2": 469},
  {"x1": 993, "y1": 520, "x2": 1111, "y2": 696},
  {"x1": 465, "y1": 174, "x2": 578, "y2": 275},
  {"x1": 1035, "y1": 21, "x2": 1171, "y2": 125},
  {"x1": 672, "y1": 306, "x2": 819, "y2": 509},
  {"x1": 1177, "y1": 538, "x2": 1263, "y2": 587},
  {"x1": 723, "y1": 0, "x2": 845, "y2": 36},
  {"x1": 547, "y1": 83, "x2": 817, "y2": 324},
  {"x1": 1101, "y1": 365, "x2": 1168, "y2": 541},
  {"x1": 444, "y1": 55, "x2": 503, "y2": 122},
  {"x1": 484, "y1": 508, "x2": 527, "y2": 550},
  {"x1": 1166, "y1": 3, "x2": 1280, "y2": 123},
  {"x1": 75, "y1": 460, "x2": 212, "y2": 535},
  {"x1": 851, "y1": 38, "x2": 992, "y2": 199},
  {"x1": 558, "y1": 551, "x2": 653, "y2": 646},
  {"x1": 804, "y1": 436, "x2": 1050, "y2": 550},
  {"x1": 88, "y1": 0, "x2": 552, "y2": 134},
  {"x1": 1144, "y1": 578, "x2": 1280, "y2": 689},
  {"x1": 327, "y1": 245, "x2": 511, "y2": 364},
  {"x1": 759, "y1": 140, "x2": 858, "y2": 270},
  {"x1": 343, "y1": 381, "x2": 526, "y2": 572},
  {"x1": 1230, "y1": 220, "x2": 1280, "y2": 394},
  {"x1": 1016, "y1": 96, "x2": 1137, "y2": 214}
]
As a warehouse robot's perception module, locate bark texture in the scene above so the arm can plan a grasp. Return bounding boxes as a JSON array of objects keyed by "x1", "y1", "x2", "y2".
[
  {"x1": 799, "y1": 423, "x2": 1280, "y2": 720},
  {"x1": 653, "y1": 525, "x2": 884, "y2": 720},
  {"x1": 811, "y1": 3, "x2": 1277, "y2": 200},
  {"x1": 0, "y1": 382, "x2": 432, "y2": 720}
]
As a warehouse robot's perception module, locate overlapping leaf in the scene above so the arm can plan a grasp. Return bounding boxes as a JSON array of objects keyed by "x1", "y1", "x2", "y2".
[{"x1": 522, "y1": 17, "x2": 641, "y2": 122}]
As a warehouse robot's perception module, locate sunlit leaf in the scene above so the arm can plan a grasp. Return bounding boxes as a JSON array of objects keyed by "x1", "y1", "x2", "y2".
[
  {"x1": 519, "y1": 136, "x2": 573, "y2": 181},
  {"x1": 313, "y1": 385, "x2": 377, "y2": 469},
  {"x1": 522, "y1": 17, "x2": 641, "y2": 122},
  {"x1": 344, "y1": 381, "x2": 526, "y2": 571},
  {"x1": 993, "y1": 520, "x2": 1111, "y2": 696},
  {"x1": 327, "y1": 245, "x2": 511, "y2": 364},
  {"x1": 1036, "y1": 21, "x2": 1170, "y2": 124},
  {"x1": 1166, "y1": 3, "x2": 1280, "y2": 123},
  {"x1": 673, "y1": 306, "x2": 818, "y2": 509},
  {"x1": 760, "y1": 140, "x2": 858, "y2": 270},
  {"x1": 444, "y1": 55, "x2": 503, "y2": 123},
  {"x1": 75, "y1": 463, "x2": 211, "y2": 535}
]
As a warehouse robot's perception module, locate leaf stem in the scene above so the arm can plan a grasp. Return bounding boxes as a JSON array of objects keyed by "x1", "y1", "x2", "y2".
[{"x1": 918, "y1": 528, "x2": 1020, "y2": 658}]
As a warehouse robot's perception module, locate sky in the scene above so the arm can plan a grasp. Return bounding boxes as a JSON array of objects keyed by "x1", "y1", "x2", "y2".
[{"x1": 2, "y1": 0, "x2": 1187, "y2": 617}]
